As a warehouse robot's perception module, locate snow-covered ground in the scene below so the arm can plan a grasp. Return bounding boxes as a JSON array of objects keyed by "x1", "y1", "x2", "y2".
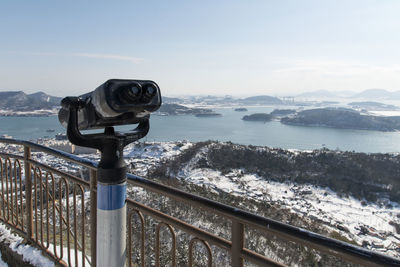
[
  {"x1": 120, "y1": 141, "x2": 400, "y2": 257},
  {"x1": 124, "y1": 141, "x2": 193, "y2": 176},
  {"x1": 181, "y1": 168, "x2": 400, "y2": 256}
]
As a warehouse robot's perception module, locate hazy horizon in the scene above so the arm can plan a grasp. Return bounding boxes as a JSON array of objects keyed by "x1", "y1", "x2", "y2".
[{"x1": 1, "y1": 87, "x2": 400, "y2": 99}]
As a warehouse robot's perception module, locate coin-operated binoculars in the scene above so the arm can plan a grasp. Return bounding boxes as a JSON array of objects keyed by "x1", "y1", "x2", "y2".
[{"x1": 59, "y1": 79, "x2": 161, "y2": 267}]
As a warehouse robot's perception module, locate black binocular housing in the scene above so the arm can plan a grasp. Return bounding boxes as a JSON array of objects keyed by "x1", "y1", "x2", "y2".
[{"x1": 58, "y1": 79, "x2": 162, "y2": 130}]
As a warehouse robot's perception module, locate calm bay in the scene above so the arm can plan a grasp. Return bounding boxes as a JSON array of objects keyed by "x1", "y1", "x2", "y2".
[{"x1": 1, "y1": 106, "x2": 400, "y2": 153}]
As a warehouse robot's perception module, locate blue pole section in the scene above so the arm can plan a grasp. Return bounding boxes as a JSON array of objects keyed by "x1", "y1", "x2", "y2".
[{"x1": 97, "y1": 182, "x2": 127, "y2": 267}]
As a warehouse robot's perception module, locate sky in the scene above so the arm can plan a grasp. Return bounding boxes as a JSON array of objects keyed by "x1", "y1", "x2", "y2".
[{"x1": 1, "y1": 0, "x2": 400, "y2": 97}]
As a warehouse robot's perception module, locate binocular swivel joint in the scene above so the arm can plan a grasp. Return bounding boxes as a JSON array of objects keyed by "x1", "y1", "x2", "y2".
[{"x1": 62, "y1": 96, "x2": 150, "y2": 184}]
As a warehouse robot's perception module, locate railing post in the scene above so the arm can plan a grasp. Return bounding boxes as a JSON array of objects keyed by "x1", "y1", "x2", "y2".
[
  {"x1": 24, "y1": 146, "x2": 33, "y2": 240},
  {"x1": 231, "y1": 220, "x2": 244, "y2": 267},
  {"x1": 90, "y1": 169, "x2": 97, "y2": 267}
]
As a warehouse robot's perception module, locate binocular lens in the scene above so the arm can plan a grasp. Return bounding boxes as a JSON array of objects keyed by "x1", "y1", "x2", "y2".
[
  {"x1": 127, "y1": 85, "x2": 141, "y2": 98},
  {"x1": 146, "y1": 86, "x2": 156, "y2": 96},
  {"x1": 143, "y1": 84, "x2": 156, "y2": 99},
  {"x1": 119, "y1": 83, "x2": 142, "y2": 103}
]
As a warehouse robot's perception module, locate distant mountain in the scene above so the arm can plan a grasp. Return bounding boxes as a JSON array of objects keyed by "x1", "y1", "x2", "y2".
[
  {"x1": 350, "y1": 89, "x2": 400, "y2": 100},
  {"x1": 240, "y1": 95, "x2": 282, "y2": 105},
  {"x1": 0, "y1": 91, "x2": 61, "y2": 111}
]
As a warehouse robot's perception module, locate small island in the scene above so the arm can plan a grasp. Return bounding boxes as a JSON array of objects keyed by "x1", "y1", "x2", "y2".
[
  {"x1": 234, "y1": 107, "x2": 248, "y2": 112},
  {"x1": 157, "y1": 103, "x2": 214, "y2": 116},
  {"x1": 242, "y1": 113, "x2": 273, "y2": 122},
  {"x1": 270, "y1": 109, "x2": 296, "y2": 116},
  {"x1": 195, "y1": 113, "x2": 222, "y2": 117}
]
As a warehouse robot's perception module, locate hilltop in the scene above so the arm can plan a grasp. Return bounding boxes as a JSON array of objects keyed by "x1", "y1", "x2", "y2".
[{"x1": 0, "y1": 91, "x2": 61, "y2": 112}]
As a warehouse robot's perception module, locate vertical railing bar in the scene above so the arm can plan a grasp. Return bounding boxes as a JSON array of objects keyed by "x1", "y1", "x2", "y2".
[
  {"x1": 66, "y1": 180, "x2": 71, "y2": 267},
  {"x1": 39, "y1": 167, "x2": 44, "y2": 247},
  {"x1": 8, "y1": 158, "x2": 13, "y2": 224},
  {"x1": 73, "y1": 185, "x2": 78, "y2": 267},
  {"x1": 59, "y1": 178, "x2": 65, "y2": 260},
  {"x1": 231, "y1": 220, "x2": 244, "y2": 267},
  {"x1": 90, "y1": 169, "x2": 97, "y2": 267},
  {"x1": 0, "y1": 158, "x2": 4, "y2": 221},
  {"x1": 17, "y1": 160, "x2": 24, "y2": 231},
  {"x1": 34, "y1": 167, "x2": 39, "y2": 242},
  {"x1": 14, "y1": 160, "x2": 21, "y2": 228},
  {"x1": 78, "y1": 185, "x2": 86, "y2": 267},
  {"x1": 5, "y1": 158, "x2": 10, "y2": 222},
  {"x1": 24, "y1": 146, "x2": 33, "y2": 240},
  {"x1": 51, "y1": 174, "x2": 58, "y2": 259},
  {"x1": 13, "y1": 160, "x2": 19, "y2": 226},
  {"x1": 45, "y1": 173, "x2": 50, "y2": 248}
]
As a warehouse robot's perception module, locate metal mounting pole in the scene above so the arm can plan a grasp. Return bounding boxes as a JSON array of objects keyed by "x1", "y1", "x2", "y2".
[
  {"x1": 62, "y1": 100, "x2": 150, "y2": 267},
  {"x1": 96, "y1": 129, "x2": 128, "y2": 267},
  {"x1": 97, "y1": 181, "x2": 127, "y2": 267}
]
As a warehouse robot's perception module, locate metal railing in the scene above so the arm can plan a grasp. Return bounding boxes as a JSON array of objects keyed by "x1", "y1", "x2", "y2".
[{"x1": 0, "y1": 138, "x2": 400, "y2": 267}]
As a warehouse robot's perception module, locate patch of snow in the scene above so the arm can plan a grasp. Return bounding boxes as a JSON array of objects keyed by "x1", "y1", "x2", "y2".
[
  {"x1": 0, "y1": 222, "x2": 54, "y2": 267},
  {"x1": 369, "y1": 111, "x2": 400, "y2": 116},
  {"x1": 0, "y1": 251, "x2": 8, "y2": 267},
  {"x1": 47, "y1": 244, "x2": 90, "y2": 267}
]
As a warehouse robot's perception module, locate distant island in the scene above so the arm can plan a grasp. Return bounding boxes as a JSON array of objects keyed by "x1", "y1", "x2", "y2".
[
  {"x1": 157, "y1": 103, "x2": 214, "y2": 116},
  {"x1": 242, "y1": 109, "x2": 296, "y2": 122},
  {"x1": 348, "y1": 101, "x2": 399, "y2": 111},
  {"x1": 234, "y1": 107, "x2": 247, "y2": 112},
  {"x1": 281, "y1": 108, "x2": 400, "y2": 132},
  {"x1": 270, "y1": 109, "x2": 296, "y2": 116},
  {"x1": 195, "y1": 113, "x2": 222, "y2": 117},
  {"x1": 242, "y1": 113, "x2": 273, "y2": 122}
]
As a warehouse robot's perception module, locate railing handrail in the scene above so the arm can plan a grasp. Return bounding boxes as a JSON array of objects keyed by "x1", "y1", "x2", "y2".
[
  {"x1": 0, "y1": 138, "x2": 98, "y2": 170},
  {"x1": 1, "y1": 137, "x2": 400, "y2": 266}
]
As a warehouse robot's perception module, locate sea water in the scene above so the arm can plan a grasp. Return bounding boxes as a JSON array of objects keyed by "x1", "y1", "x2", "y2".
[{"x1": 1, "y1": 106, "x2": 400, "y2": 153}]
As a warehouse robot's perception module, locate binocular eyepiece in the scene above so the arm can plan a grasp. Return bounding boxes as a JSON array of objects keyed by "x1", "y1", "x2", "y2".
[{"x1": 58, "y1": 79, "x2": 161, "y2": 130}]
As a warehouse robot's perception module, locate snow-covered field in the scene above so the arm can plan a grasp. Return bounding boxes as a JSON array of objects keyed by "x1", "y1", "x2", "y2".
[
  {"x1": 120, "y1": 141, "x2": 400, "y2": 257},
  {"x1": 183, "y1": 168, "x2": 400, "y2": 256}
]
